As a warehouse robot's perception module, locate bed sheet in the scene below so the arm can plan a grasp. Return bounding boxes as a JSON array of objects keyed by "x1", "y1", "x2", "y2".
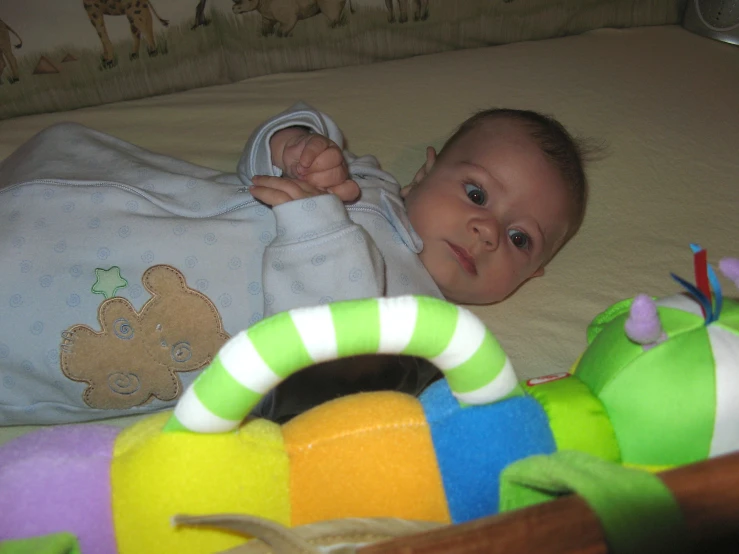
[{"x1": 1, "y1": 24, "x2": 738, "y2": 442}]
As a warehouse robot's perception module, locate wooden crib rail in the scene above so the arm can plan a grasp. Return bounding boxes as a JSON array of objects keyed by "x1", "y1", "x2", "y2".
[{"x1": 359, "y1": 451, "x2": 739, "y2": 554}]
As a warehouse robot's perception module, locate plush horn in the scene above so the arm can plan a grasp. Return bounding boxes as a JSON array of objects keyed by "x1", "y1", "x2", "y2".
[
  {"x1": 719, "y1": 258, "x2": 739, "y2": 288},
  {"x1": 625, "y1": 294, "x2": 664, "y2": 345}
]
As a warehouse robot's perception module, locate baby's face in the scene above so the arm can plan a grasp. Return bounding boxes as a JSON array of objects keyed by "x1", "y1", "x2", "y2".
[{"x1": 403, "y1": 119, "x2": 573, "y2": 305}]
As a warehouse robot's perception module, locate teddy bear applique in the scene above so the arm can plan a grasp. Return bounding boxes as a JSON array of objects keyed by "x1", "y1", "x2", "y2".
[{"x1": 60, "y1": 265, "x2": 230, "y2": 410}]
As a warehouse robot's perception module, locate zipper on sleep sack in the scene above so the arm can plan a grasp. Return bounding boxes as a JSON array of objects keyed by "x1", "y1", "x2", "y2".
[
  {"x1": 5, "y1": 178, "x2": 391, "y2": 222},
  {"x1": 4, "y1": 178, "x2": 260, "y2": 218},
  {"x1": 346, "y1": 205, "x2": 384, "y2": 218}
]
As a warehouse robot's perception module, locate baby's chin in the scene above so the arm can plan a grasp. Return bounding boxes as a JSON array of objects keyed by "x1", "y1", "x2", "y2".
[
  {"x1": 430, "y1": 266, "x2": 513, "y2": 305},
  {"x1": 440, "y1": 287, "x2": 507, "y2": 306}
]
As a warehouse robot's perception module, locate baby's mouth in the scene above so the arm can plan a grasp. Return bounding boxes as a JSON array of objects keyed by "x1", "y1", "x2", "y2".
[{"x1": 447, "y1": 242, "x2": 477, "y2": 275}]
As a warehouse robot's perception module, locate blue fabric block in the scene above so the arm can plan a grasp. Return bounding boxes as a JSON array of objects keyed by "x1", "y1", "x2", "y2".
[{"x1": 420, "y1": 380, "x2": 556, "y2": 523}]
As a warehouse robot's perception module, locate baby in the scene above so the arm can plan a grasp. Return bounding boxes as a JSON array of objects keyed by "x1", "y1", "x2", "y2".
[
  {"x1": 0, "y1": 102, "x2": 588, "y2": 425},
  {"x1": 243, "y1": 102, "x2": 589, "y2": 420},
  {"x1": 248, "y1": 103, "x2": 587, "y2": 306}
]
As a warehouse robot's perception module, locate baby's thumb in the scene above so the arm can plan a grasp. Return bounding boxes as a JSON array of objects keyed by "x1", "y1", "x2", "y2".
[{"x1": 328, "y1": 179, "x2": 360, "y2": 203}]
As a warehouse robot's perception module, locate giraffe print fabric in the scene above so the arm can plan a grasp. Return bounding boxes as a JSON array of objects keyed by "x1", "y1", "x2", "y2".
[{"x1": 82, "y1": 0, "x2": 169, "y2": 67}]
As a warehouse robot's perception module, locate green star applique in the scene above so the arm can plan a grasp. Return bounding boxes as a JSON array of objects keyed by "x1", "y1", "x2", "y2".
[{"x1": 92, "y1": 266, "x2": 128, "y2": 299}]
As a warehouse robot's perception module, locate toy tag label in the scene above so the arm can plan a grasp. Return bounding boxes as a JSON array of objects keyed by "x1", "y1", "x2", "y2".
[{"x1": 526, "y1": 372, "x2": 570, "y2": 387}]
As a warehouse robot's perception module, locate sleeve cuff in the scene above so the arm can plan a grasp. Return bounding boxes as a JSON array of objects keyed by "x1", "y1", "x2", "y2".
[
  {"x1": 271, "y1": 193, "x2": 352, "y2": 244},
  {"x1": 237, "y1": 102, "x2": 345, "y2": 184}
]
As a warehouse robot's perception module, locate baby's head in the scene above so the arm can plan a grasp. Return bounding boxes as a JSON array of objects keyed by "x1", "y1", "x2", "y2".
[{"x1": 401, "y1": 108, "x2": 589, "y2": 305}]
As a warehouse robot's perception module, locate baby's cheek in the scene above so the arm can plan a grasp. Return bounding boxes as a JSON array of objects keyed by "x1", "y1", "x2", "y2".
[{"x1": 418, "y1": 248, "x2": 447, "y2": 283}]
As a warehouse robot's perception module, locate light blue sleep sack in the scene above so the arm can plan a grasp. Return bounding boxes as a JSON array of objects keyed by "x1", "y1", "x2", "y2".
[{"x1": 0, "y1": 104, "x2": 441, "y2": 425}]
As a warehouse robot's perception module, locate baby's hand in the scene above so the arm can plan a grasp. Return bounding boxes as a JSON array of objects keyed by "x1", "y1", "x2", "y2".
[
  {"x1": 273, "y1": 128, "x2": 358, "y2": 202},
  {"x1": 250, "y1": 175, "x2": 358, "y2": 207},
  {"x1": 291, "y1": 133, "x2": 347, "y2": 185}
]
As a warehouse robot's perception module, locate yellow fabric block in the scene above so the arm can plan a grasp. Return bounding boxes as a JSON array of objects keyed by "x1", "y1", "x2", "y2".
[
  {"x1": 283, "y1": 391, "x2": 450, "y2": 526},
  {"x1": 111, "y1": 412, "x2": 290, "y2": 554}
]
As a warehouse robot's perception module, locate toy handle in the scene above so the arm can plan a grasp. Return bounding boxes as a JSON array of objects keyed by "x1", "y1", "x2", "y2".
[{"x1": 165, "y1": 295, "x2": 522, "y2": 433}]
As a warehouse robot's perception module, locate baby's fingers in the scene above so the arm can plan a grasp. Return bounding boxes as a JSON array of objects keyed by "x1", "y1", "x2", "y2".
[
  {"x1": 303, "y1": 164, "x2": 351, "y2": 191},
  {"x1": 327, "y1": 179, "x2": 361, "y2": 203},
  {"x1": 298, "y1": 136, "x2": 344, "y2": 174},
  {"x1": 249, "y1": 185, "x2": 293, "y2": 207},
  {"x1": 250, "y1": 175, "x2": 324, "y2": 206}
]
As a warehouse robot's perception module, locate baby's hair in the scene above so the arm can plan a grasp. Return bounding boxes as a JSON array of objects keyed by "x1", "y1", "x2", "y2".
[{"x1": 439, "y1": 108, "x2": 594, "y2": 245}]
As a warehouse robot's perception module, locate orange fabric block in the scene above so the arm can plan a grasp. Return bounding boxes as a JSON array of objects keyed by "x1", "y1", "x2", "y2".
[{"x1": 283, "y1": 391, "x2": 450, "y2": 526}]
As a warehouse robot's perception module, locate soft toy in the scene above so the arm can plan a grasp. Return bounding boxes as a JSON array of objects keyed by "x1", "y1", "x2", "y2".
[{"x1": 1, "y1": 247, "x2": 738, "y2": 554}]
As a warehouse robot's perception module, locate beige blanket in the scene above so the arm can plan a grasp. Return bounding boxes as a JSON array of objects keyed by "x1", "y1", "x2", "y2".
[{"x1": 1, "y1": 24, "x2": 738, "y2": 441}]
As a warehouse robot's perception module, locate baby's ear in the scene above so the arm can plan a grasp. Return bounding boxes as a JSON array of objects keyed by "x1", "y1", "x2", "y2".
[{"x1": 401, "y1": 146, "x2": 437, "y2": 198}]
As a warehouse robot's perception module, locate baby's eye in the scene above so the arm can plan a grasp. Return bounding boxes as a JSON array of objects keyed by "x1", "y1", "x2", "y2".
[
  {"x1": 464, "y1": 183, "x2": 486, "y2": 205},
  {"x1": 508, "y1": 229, "x2": 531, "y2": 250}
]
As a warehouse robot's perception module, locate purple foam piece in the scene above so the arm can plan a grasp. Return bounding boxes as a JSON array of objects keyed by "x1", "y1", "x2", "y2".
[
  {"x1": 625, "y1": 294, "x2": 663, "y2": 344},
  {"x1": 719, "y1": 258, "x2": 739, "y2": 286},
  {"x1": 0, "y1": 424, "x2": 121, "y2": 554}
]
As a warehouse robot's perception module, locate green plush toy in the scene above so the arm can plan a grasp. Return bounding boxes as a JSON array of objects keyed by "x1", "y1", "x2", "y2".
[
  {"x1": 1, "y1": 245, "x2": 737, "y2": 554},
  {"x1": 570, "y1": 245, "x2": 739, "y2": 470}
]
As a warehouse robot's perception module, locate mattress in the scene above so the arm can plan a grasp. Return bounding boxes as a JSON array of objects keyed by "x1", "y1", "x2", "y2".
[{"x1": 1, "y1": 24, "x2": 738, "y2": 443}]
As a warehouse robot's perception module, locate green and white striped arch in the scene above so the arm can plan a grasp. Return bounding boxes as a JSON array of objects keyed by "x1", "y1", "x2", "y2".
[{"x1": 164, "y1": 295, "x2": 524, "y2": 433}]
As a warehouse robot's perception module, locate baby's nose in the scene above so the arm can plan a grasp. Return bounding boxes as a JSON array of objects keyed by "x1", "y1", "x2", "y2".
[{"x1": 471, "y1": 217, "x2": 500, "y2": 250}]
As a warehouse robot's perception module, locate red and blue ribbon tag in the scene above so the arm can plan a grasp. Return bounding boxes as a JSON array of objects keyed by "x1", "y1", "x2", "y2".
[{"x1": 670, "y1": 244, "x2": 723, "y2": 324}]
